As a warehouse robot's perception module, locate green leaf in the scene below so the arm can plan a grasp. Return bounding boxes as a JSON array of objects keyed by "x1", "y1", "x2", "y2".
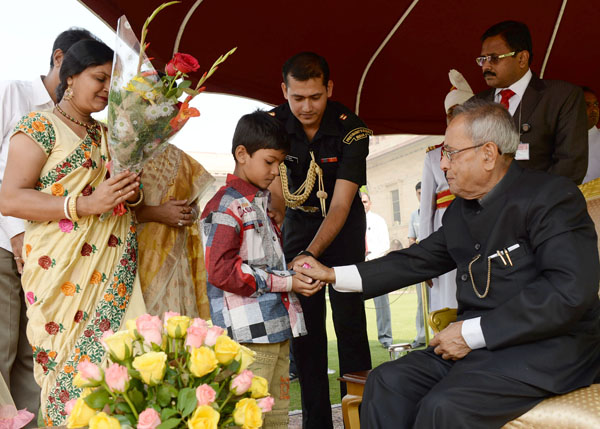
[
  {"x1": 115, "y1": 402, "x2": 132, "y2": 414},
  {"x1": 130, "y1": 387, "x2": 146, "y2": 411},
  {"x1": 115, "y1": 414, "x2": 135, "y2": 428},
  {"x1": 160, "y1": 408, "x2": 179, "y2": 421},
  {"x1": 156, "y1": 418, "x2": 181, "y2": 429},
  {"x1": 83, "y1": 389, "x2": 110, "y2": 410},
  {"x1": 182, "y1": 88, "x2": 199, "y2": 96},
  {"x1": 178, "y1": 80, "x2": 192, "y2": 89},
  {"x1": 177, "y1": 387, "x2": 197, "y2": 417},
  {"x1": 157, "y1": 384, "x2": 173, "y2": 407},
  {"x1": 227, "y1": 359, "x2": 241, "y2": 374}
]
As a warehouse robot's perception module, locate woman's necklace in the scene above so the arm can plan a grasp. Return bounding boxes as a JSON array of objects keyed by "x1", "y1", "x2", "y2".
[{"x1": 55, "y1": 104, "x2": 101, "y2": 142}]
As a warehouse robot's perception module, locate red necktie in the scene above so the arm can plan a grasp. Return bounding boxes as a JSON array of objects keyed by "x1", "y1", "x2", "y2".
[{"x1": 499, "y1": 89, "x2": 515, "y2": 110}]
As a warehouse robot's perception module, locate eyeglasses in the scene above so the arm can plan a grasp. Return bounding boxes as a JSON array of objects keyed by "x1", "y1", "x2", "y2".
[
  {"x1": 441, "y1": 144, "x2": 484, "y2": 161},
  {"x1": 475, "y1": 51, "x2": 517, "y2": 67}
]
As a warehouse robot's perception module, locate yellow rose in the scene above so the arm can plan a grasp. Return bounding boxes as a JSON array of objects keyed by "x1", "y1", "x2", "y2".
[
  {"x1": 125, "y1": 318, "x2": 139, "y2": 339},
  {"x1": 235, "y1": 345, "x2": 256, "y2": 373},
  {"x1": 166, "y1": 315, "x2": 191, "y2": 338},
  {"x1": 88, "y1": 412, "x2": 121, "y2": 429},
  {"x1": 66, "y1": 398, "x2": 97, "y2": 428},
  {"x1": 249, "y1": 375, "x2": 269, "y2": 399},
  {"x1": 132, "y1": 351, "x2": 167, "y2": 386},
  {"x1": 233, "y1": 398, "x2": 263, "y2": 429},
  {"x1": 104, "y1": 330, "x2": 133, "y2": 361},
  {"x1": 187, "y1": 405, "x2": 220, "y2": 429},
  {"x1": 214, "y1": 335, "x2": 240, "y2": 365},
  {"x1": 189, "y1": 346, "x2": 218, "y2": 377}
]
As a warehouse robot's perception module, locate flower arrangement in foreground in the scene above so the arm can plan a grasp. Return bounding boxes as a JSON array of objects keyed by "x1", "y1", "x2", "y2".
[
  {"x1": 107, "y1": 1, "x2": 236, "y2": 175},
  {"x1": 65, "y1": 313, "x2": 272, "y2": 429}
]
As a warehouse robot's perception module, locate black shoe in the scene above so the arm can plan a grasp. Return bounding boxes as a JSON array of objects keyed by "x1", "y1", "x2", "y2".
[{"x1": 410, "y1": 341, "x2": 425, "y2": 349}]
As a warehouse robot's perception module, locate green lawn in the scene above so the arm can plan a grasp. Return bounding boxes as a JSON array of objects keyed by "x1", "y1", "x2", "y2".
[{"x1": 289, "y1": 286, "x2": 421, "y2": 411}]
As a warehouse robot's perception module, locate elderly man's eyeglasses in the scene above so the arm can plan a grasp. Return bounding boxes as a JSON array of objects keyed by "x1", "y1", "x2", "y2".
[
  {"x1": 475, "y1": 51, "x2": 517, "y2": 67},
  {"x1": 441, "y1": 144, "x2": 485, "y2": 161}
]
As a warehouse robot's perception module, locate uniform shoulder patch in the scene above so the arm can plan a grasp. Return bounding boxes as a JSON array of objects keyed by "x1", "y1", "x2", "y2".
[
  {"x1": 343, "y1": 127, "x2": 373, "y2": 144},
  {"x1": 426, "y1": 142, "x2": 444, "y2": 153}
]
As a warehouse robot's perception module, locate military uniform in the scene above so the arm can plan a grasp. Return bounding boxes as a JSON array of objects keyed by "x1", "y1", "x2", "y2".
[{"x1": 271, "y1": 100, "x2": 372, "y2": 428}]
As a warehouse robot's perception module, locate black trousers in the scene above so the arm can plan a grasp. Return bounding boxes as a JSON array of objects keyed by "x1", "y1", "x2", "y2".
[
  {"x1": 293, "y1": 284, "x2": 371, "y2": 429},
  {"x1": 360, "y1": 347, "x2": 551, "y2": 429}
]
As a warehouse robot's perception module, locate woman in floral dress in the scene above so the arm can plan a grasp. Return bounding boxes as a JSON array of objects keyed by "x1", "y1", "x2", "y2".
[{"x1": 0, "y1": 39, "x2": 145, "y2": 426}]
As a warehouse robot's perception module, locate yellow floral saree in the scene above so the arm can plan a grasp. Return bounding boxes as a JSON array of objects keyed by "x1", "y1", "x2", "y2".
[
  {"x1": 14, "y1": 112, "x2": 145, "y2": 426},
  {"x1": 136, "y1": 144, "x2": 213, "y2": 319}
]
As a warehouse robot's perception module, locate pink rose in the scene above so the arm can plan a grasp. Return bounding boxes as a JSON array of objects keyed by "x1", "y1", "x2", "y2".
[
  {"x1": 59, "y1": 219, "x2": 74, "y2": 233},
  {"x1": 257, "y1": 396, "x2": 275, "y2": 413},
  {"x1": 204, "y1": 326, "x2": 225, "y2": 347},
  {"x1": 136, "y1": 314, "x2": 163, "y2": 346},
  {"x1": 26, "y1": 292, "x2": 35, "y2": 305},
  {"x1": 230, "y1": 369, "x2": 253, "y2": 395},
  {"x1": 137, "y1": 407, "x2": 161, "y2": 429},
  {"x1": 76, "y1": 360, "x2": 102, "y2": 383},
  {"x1": 185, "y1": 325, "x2": 207, "y2": 348},
  {"x1": 64, "y1": 399, "x2": 77, "y2": 415},
  {"x1": 105, "y1": 363, "x2": 130, "y2": 393},
  {"x1": 195, "y1": 384, "x2": 216, "y2": 406},
  {"x1": 191, "y1": 318, "x2": 208, "y2": 329}
]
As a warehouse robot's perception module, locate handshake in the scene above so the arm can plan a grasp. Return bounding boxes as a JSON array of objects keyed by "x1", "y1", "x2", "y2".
[{"x1": 287, "y1": 255, "x2": 337, "y2": 296}]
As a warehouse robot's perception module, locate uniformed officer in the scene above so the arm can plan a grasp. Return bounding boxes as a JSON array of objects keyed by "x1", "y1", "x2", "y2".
[{"x1": 269, "y1": 52, "x2": 372, "y2": 429}]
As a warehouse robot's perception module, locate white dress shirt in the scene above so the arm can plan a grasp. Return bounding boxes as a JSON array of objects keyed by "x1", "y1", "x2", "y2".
[
  {"x1": 583, "y1": 126, "x2": 600, "y2": 184},
  {"x1": 494, "y1": 68, "x2": 532, "y2": 117},
  {"x1": 332, "y1": 265, "x2": 486, "y2": 349},
  {"x1": 365, "y1": 210, "x2": 390, "y2": 260},
  {"x1": 0, "y1": 76, "x2": 53, "y2": 252}
]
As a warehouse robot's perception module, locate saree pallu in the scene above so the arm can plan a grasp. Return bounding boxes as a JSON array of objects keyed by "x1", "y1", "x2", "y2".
[
  {"x1": 14, "y1": 112, "x2": 145, "y2": 426},
  {"x1": 137, "y1": 144, "x2": 213, "y2": 319}
]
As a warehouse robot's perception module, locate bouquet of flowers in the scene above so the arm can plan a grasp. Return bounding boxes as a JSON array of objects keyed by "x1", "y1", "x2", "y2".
[
  {"x1": 107, "y1": 1, "x2": 236, "y2": 174},
  {"x1": 65, "y1": 313, "x2": 272, "y2": 429}
]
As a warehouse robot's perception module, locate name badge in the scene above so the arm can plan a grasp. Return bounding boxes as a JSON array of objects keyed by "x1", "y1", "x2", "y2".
[{"x1": 515, "y1": 143, "x2": 529, "y2": 160}]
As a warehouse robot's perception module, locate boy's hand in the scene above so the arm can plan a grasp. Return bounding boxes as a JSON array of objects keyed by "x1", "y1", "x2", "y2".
[
  {"x1": 291, "y1": 274, "x2": 323, "y2": 296},
  {"x1": 293, "y1": 257, "x2": 336, "y2": 284}
]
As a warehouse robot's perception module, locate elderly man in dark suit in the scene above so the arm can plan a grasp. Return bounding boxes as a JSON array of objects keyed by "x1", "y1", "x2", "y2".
[
  {"x1": 295, "y1": 99, "x2": 600, "y2": 428},
  {"x1": 474, "y1": 20, "x2": 588, "y2": 184}
]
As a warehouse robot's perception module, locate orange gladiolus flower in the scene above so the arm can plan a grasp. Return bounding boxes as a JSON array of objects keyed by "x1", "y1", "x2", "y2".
[{"x1": 169, "y1": 102, "x2": 200, "y2": 132}]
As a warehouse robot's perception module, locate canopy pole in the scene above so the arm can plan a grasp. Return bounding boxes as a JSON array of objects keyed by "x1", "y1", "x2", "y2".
[
  {"x1": 540, "y1": 0, "x2": 568, "y2": 78},
  {"x1": 355, "y1": 0, "x2": 420, "y2": 115},
  {"x1": 173, "y1": 0, "x2": 205, "y2": 55}
]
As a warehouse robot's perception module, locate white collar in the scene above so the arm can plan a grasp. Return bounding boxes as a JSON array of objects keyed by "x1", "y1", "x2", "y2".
[
  {"x1": 495, "y1": 68, "x2": 532, "y2": 100},
  {"x1": 31, "y1": 75, "x2": 53, "y2": 107}
]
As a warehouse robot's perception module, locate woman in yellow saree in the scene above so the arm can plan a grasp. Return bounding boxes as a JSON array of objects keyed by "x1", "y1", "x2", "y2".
[
  {"x1": 0, "y1": 40, "x2": 145, "y2": 426},
  {"x1": 135, "y1": 144, "x2": 213, "y2": 319}
]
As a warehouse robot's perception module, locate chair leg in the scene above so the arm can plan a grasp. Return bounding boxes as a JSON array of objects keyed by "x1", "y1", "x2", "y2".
[
  {"x1": 421, "y1": 282, "x2": 431, "y2": 346},
  {"x1": 342, "y1": 394, "x2": 363, "y2": 429}
]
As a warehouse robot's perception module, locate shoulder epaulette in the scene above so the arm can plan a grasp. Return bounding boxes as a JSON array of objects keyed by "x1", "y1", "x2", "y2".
[{"x1": 426, "y1": 142, "x2": 444, "y2": 153}]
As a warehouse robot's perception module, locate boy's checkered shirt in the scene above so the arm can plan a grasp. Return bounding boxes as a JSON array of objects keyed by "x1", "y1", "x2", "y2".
[{"x1": 201, "y1": 174, "x2": 306, "y2": 343}]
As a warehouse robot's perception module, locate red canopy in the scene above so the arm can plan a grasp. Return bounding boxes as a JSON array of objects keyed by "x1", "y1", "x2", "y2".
[{"x1": 79, "y1": 0, "x2": 600, "y2": 135}]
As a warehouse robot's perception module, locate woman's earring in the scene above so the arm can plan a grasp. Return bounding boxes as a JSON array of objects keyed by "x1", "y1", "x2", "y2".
[{"x1": 63, "y1": 86, "x2": 74, "y2": 101}]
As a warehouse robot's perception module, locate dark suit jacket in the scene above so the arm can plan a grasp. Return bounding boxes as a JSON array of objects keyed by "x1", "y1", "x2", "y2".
[
  {"x1": 475, "y1": 74, "x2": 588, "y2": 184},
  {"x1": 358, "y1": 162, "x2": 600, "y2": 393}
]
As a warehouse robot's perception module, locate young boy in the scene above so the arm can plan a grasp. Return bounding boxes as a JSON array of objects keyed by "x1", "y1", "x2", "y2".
[{"x1": 200, "y1": 110, "x2": 317, "y2": 428}]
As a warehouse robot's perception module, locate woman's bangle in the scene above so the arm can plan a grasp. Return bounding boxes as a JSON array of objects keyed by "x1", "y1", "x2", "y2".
[
  {"x1": 63, "y1": 196, "x2": 72, "y2": 220},
  {"x1": 68, "y1": 195, "x2": 80, "y2": 221},
  {"x1": 125, "y1": 188, "x2": 144, "y2": 207}
]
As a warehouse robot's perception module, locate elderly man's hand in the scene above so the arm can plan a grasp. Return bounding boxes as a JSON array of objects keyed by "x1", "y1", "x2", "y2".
[
  {"x1": 430, "y1": 321, "x2": 472, "y2": 360},
  {"x1": 293, "y1": 256, "x2": 336, "y2": 284}
]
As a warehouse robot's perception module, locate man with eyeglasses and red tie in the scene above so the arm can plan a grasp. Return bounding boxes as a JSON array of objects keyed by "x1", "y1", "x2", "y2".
[{"x1": 474, "y1": 20, "x2": 588, "y2": 184}]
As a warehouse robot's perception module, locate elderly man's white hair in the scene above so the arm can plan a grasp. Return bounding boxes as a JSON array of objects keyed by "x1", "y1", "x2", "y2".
[{"x1": 452, "y1": 99, "x2": 519, "y2": 156}]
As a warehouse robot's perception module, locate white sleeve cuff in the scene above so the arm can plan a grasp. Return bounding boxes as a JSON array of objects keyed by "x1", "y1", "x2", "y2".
[
  {"x1": 0, "y1": 214, "x2": 25, "y2": 240},
  {"x1": 461, "y1": 317, "x2": 486, "y2": 349},
  {"x1": 332, "y1": 265, "x2": 363, "y2": 293}
]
